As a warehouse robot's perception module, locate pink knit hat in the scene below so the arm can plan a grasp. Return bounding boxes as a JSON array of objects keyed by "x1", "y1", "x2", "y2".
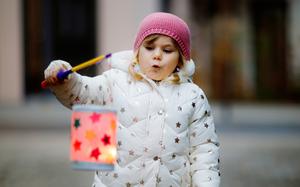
[{"x1": 134, "y1": 12, "x2": 191, "y2": 60}]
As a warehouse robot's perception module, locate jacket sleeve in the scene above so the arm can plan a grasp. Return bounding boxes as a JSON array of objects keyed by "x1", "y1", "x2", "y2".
[
  {"x1": 189, "y1": 89, "x2": 220, "y2": 187},
  {"x1": 49, "y1": 71, "x2": 113, "y2": 109}
]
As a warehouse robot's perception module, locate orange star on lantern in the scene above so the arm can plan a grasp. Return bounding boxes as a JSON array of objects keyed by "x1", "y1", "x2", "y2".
[
  {"x1": 110, "y1": 119, "x2": 116, "y2": 131},
  {"x1": 90, "y1": 148, "x2": 101, "y2": 160},
  {"x1": 85, "y1": 130, "x2": 96, "y2": 141}
]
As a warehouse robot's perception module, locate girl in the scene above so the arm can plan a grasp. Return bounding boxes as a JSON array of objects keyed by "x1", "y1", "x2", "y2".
[{"x1": 45, "y1": 12, "x2": 220, "y2": 187}]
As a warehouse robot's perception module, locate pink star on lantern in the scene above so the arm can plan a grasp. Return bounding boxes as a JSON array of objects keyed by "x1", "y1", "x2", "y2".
[
  {"x1": 90, "y1": 112, "x2": 101, "y2": 123},
  {"x1": 90, "y1": 148, "x2": 101, "y2": 160},
  {"x1": 101, "y1": 134, "x2": 111, "y2": 146}
]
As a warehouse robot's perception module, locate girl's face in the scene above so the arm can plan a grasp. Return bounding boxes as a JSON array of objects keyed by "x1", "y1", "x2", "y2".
[{"x1": 138, "y1": 35, "x2": 180, "y2": 81}]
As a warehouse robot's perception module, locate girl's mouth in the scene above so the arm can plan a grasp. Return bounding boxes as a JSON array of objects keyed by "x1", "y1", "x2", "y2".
[{"x1": 152, "y1": 65, "x2": 160, "y2": 68}]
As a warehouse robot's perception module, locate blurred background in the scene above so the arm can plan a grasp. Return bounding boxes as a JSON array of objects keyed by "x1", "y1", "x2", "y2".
[{"x1": 0, "y1": 0, "x2": 300, "y2": 186}]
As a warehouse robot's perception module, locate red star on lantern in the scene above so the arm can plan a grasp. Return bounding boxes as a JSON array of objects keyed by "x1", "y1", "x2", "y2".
[
  {"x1": 90, "y1": 112, "x2": 101, "y2": 123},
  {"x1": 90, "y1": 148, "x2": 101, "y2": 160},
  {"x1": 101, "y1": 134, "x2": 111, "y2": 146},
  {"x1": 73, "y1": 140, "x2": 82, "y2": 151}
]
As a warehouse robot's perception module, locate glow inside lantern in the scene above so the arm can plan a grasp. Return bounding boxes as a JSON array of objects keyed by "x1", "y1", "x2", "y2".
[{"x1": 70, "y1": 105, "x2": 117, "y2": 171}]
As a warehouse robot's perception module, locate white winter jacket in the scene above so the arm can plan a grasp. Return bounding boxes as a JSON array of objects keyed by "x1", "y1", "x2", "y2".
[{"x1": 50, "y1": 50, "x2": 220, "y2": 187}]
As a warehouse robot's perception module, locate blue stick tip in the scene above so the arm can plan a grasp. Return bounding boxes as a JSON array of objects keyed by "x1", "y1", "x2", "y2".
[{"x1": 105, "y1": 53, "x2": 112, "y2": 58}]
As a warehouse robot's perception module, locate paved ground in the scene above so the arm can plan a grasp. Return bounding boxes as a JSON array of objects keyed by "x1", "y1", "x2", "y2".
[
  {"x1": 0, "y1": 127, "x2": 299, "y2": 187},
  {"x1": 0, "y1": 99, "x2": 300, "y2": 186},
  {"x1": 219, "y1": 129, "x2": 300, "y2": 187},
  {"x1": 0, "y1": 129, "x2": 92, "y2": 187}
]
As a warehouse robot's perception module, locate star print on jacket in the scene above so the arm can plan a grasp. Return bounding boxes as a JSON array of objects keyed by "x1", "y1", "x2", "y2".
[
  {"x1": 74, "y1": 96, "x2": 80, "y2": 103},
  {"x1": 117, "y1": 141, "x2": 122, "y2": 147},
  {"x1": 178, "y1": 106, "x2": 182, "y2": 111},
  {"x1": 113, "y1": 173, "x2": 118, "y2": 178},
  {"x1": 129, "y1": 150, "x2": 135, "y2": 156},
  {"x1": 204, "y1": 123, "x2": 209, "y2": 128},
  {"x1": 172, "y1": 153, "x2": 176, "y2": 159}
]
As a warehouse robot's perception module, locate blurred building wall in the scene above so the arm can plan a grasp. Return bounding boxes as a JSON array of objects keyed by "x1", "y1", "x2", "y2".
[
  {"x1": 0, "y1": 0, "x2": 24, "y2": 104},
  {"x1": 289, "y1": 0, "x2": 300, "y2": 91},
  {"x1": 0, "y1": 0, "x2": 160, "y2": 104},
  {"x1": 0, "y1": 0, "x2": 300, "y2": 105},
  {"x1": 96, "y1": 0, "x2": 160, "y2": 74},
  {"x1": 169, "y1": 0, "x2": 190, "y2": 21},
  {"x1": 182, "y1": 0, "x2": 300, "y2": 101},
  {"x1": 171, "y1": 1, "x2": 247, "y2": 99}
]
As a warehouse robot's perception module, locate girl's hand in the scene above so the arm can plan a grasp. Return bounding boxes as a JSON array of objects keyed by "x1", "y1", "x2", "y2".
[{"x1": 44, "y1": 60, "x2": 72, "y2": 86}]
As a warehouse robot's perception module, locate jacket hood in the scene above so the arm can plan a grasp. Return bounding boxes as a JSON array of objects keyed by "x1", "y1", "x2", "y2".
[{"x1": 110, "y1": 50, "x2": 195, "y2": 83}]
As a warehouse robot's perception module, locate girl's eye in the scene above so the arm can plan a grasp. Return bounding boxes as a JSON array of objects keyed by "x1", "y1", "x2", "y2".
[
  {"x1": 145, "y1": 46, "x2": 154, "y2": 50},
  {"x1": 163, "y1": 49, "x2": 173, "y2": 53}
]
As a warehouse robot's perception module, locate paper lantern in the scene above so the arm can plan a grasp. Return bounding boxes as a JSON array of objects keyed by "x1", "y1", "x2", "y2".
[{"x1": 70, "y1": 105, "x2": 117, "y2": 171}]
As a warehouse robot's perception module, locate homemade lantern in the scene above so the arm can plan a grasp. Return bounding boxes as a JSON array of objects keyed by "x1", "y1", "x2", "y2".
[{"x1": 70, "y1": 105, "x2": 117, "y2": 171}]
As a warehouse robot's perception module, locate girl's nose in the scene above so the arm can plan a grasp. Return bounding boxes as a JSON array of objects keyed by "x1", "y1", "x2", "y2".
[{"x1": 153, "y1": 49, "x2": 162, "y2": 60}]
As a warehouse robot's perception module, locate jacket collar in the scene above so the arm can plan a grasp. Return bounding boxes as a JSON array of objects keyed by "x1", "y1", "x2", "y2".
[{"x1": 110, "y1": 50, "x2": 195, "y2": 84}]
